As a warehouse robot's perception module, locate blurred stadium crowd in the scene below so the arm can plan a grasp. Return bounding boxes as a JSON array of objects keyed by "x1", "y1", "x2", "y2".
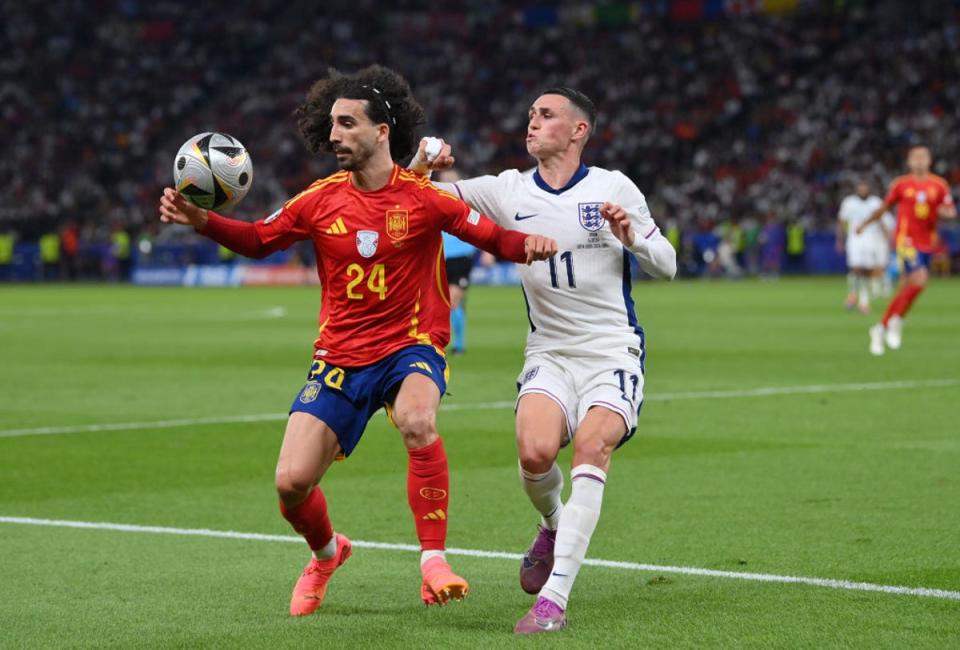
[{"x1": 2, "y1": 0, "x2": 958, "y2": 278}]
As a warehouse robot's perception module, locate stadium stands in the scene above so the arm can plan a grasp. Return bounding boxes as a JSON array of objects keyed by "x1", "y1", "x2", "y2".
[{"x1": 2, "y1": 1, "x2": 958, "y2": 277}]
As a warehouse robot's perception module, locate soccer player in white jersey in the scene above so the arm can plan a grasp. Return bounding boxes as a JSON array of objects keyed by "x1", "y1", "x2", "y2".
[
  {"x1": 411, "y1": 87, "x2": 676, "y2": 634},
  {"x1": 836, "y1": 180, "x2": 890, "y2": 313}
]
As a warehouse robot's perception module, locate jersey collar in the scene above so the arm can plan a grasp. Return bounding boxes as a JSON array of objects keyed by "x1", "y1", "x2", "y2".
[{"x1": 533, "y1": 163, "x2": 589, "y2": 195}]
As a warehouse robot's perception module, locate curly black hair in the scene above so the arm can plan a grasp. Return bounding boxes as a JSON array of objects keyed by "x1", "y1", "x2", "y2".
[{"x1": 296, "y1": 65, "x2": 426, "y2": 162}]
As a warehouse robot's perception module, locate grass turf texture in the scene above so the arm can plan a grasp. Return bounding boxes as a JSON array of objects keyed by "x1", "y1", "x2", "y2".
[{"x1": 0, "y1": 278, "x2": 958, "y2": 648}]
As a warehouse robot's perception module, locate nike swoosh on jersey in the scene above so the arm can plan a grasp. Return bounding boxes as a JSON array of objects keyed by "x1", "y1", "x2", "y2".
[{"x1": 514, "y1": 212, "x2": 538, "y2": 221}]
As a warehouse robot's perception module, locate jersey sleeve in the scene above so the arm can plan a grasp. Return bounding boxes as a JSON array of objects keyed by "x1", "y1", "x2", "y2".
[
  {"x1": 941, "y1": 180, "x2": 955, "y2": 207},
  {"x1": 613, "y1": 171, "x2": 660, "y2": 240},
  {"x1": 434, "y1": 174, "x2": 509, "y2": 226},
  {"x1": 837, "y1": 197, "x2": 851, "y2": 222},
  {"x1": 884, "y1": 179, "x2": 903, "y2": 206},
  {"x1": 253, "y1": 192, "x2": 314, "y2": 249},
  {"x1": 615, "y1": 172, "x2": 677, "y2": 279},
  {"x1": 423, "y1": 185, "x2": 527, "y2": 262}
]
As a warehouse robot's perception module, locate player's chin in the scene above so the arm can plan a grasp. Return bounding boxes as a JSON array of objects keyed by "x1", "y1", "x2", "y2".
[{"x1": 335, "y1": 154, "x2": 357, "y2": 171}]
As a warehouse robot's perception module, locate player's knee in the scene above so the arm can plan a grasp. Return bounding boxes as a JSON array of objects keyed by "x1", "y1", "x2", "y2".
[
  {"x1": 572, "y1": 434, "x2": 616, "y2": 468},
  {"x1": 394, "y1": 406, "x2": 437, "y2": 448},
  {"x1": 275, "y1": 466, "x2": 315, "y2": 505},
  {"x1": 516, "y1": 432, "x2": 559, "y2": 472}
]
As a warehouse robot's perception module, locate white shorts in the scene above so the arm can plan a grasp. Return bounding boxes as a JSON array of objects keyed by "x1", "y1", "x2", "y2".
[
  {"x1": 516, "y1": 349, "x2": 645, "y2": 446},
  {"x1": 847, "y1": 241, "x2": 888, "y2": 269}
]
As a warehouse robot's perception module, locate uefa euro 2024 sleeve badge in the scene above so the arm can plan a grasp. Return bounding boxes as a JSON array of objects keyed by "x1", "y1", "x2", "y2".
[{"x1": 356, "y1": 230, "x2": 379, "y2": 258}]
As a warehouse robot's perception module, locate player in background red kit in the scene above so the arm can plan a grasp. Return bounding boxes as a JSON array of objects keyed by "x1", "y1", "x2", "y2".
[
  {"x1": 858, "y1": 146, "x2": 955, "y2": 355},
  {"x1": 159, "y1": 65, "x2": 557, "y2": 615}
]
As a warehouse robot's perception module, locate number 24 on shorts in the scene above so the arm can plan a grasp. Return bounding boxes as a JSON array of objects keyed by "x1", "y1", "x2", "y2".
[{"x1": 308, "y1": 359, "x2": 346, "y2": 390}]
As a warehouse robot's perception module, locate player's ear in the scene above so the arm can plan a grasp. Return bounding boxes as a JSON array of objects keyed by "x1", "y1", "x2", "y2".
[
  {"x1": 377, "y1": 123, "x2": 390, "y2": 145},
  {"x1": 572, "y1": 120, "x2": 590, "y2": 143}
]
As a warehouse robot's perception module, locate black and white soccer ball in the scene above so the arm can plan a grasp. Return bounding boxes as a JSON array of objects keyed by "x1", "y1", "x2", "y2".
[{"x1": 173, "y1": 132, "x2": 253, "y2": 212}]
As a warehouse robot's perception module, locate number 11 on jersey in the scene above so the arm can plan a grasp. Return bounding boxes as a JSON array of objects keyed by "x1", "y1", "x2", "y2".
[{"x1": 548, "y1": 251, "x2": 576, "y2": 289}]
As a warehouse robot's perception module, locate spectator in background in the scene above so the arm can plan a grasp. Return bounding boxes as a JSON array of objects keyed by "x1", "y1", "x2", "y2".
[
  {"x1": 2, "y1": 3, "x2": 959, "y2": 278},
  {"x1": 111, "y1": 223, "x2": 132, "y2": 281},
  {"x1": 39, "y1": 231, "x2": 60, "y2": 281},
  {"x1": 785, "y1": 219, "x2": 806, "y2": 274},
  {"x1": 0, "y1": 229, "x2": 15, "y2": 281},
  {"x1": 760, "y1": 215, "x2": 785, "y2": 277},
  {"x1": 61, "y1": 221, "x2": 79, "y2": 280}
]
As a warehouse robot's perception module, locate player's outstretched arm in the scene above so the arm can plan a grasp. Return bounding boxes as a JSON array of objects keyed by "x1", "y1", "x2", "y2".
[
  {"x1": 408, "y1": 137, "x2": 455, "y2": 177},
  {"x1": 601, "y1": 202, "x2": 676, "y2": 280},
  {"x1": 856, "y1": 204, "x2": 890, "y2": 234},
  {"x1": 160, "y1": 187, "x2": 209, "y2": 229},
  {"x1": 446, "y1": 207, "x2": 556, "y2": 264},
  {"x1": 158, "y1": 188, "x2": 276, "y2": 259},
  {"x1": 523, "y1": 234, "x2": 558, "y2": 264}
]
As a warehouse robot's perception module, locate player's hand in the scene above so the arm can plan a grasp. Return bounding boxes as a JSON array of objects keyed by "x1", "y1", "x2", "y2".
[
  {"x1": 938, "y1": 203, "x2": 957, "y2": 219},
  {"x1": 601, "y1": 202, "x2": 635, "y2": 247},
  {"x1": 479, "y1": 252, "x2": 497, "y2": 267},
  {"x1": 854, "y1": 224, "x2": 866, "y2": 235},
  {"x1": 524, "y1": 235, "x2": 558, "y2": 264},
  {"x1": 835, "y1": 239, "x2": 845, "y2": 253},
  {"x1": 159, "y1": 188, "x2": 208, "y2": 230},
  {"x1": 409, "y1": 137, "x2": 455, "y2": 176}
]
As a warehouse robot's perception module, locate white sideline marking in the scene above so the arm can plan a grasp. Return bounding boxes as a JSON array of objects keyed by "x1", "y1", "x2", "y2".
[
  {"x1": 0, "y1": 378, "x2": 956, "y2": 439},
  {"x1": 1, "y1": 516, "x2": 958, "y2": 602}
]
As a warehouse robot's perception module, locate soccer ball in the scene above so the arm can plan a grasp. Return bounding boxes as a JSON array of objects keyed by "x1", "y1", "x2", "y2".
[{"x1": 173, "y1": 132, "x2": 253, "y2": 212}]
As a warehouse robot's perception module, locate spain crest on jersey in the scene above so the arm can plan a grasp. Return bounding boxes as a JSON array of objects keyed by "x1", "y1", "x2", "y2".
[
  {"x1": 386, "y1": 209, "x2": 409, "y2": 240},
  {"x1": 578, "y1": 203, "x2": 604, "y2": 231},
  {"x1": 356, "y1": 230, "x2": 379, "y2": 258}
]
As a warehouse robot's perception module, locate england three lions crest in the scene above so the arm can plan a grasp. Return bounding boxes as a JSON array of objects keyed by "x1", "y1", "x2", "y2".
[
  {"x1": 386, "y1": 209, "x2": 409, "y2": 240},
  {"x1": 357, "y1": 230, "x2": 379, "y2": 258},
  {"x1": 578, "y1": 203, "x2": 603, "y2": 231}
]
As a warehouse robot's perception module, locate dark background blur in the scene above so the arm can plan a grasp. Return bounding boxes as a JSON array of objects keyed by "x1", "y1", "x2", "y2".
[{"x1": 2, "y1": 0, "x2": 958, "y2": 279}]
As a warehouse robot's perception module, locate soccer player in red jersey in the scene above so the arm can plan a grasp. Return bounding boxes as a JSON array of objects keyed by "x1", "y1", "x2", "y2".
[
  {"x1": 158, "y1": 65, "x2": 557, "y2": 615},
  {"x1": 858, "y1": 146, "x2": 955, "y2": 355}
]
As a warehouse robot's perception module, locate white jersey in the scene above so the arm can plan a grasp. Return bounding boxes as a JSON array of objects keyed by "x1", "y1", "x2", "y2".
[
  {"x1": 838, "y1": 194, "x2": 887, "y2": 249},
  {"x1": 439, "y1": 165, "x2": 676, "y2": 360}
]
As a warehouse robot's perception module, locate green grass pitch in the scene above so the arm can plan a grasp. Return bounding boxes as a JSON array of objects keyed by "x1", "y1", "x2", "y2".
[{"x1": 1, "y1": 278, "x2": 958, "y2": 648}]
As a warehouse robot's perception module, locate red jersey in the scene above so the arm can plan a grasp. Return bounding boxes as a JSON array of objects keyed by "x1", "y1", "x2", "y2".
[
  {"x1": 884, "y1": 174, "x2": 954, "y2": 253},
  {"x1": 202, "y1": 165, "x2": 528, "y2": 366}
]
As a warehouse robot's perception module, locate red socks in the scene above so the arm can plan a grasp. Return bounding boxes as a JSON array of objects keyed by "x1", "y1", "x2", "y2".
[
  {"x1": 882, "y1": 284, "x2": 924, "y2": 326},
  {"x1": 407, "y1": 438, "x2": 449, "y2": 551},
  {"x1": 278, "y1": 439, "x2": 450, "y2": 553},
  {"x1": 279, "y1": 487, "x2": 334, "y2": 552}
]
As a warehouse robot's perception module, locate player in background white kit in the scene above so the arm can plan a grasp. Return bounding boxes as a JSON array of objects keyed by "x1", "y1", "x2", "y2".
[
  {"x1": 410, "y1": 88, "x2": 676, "y2": 634},
  {"x1": 836, "y1": 179, "x2": 891, "y2": 313}
]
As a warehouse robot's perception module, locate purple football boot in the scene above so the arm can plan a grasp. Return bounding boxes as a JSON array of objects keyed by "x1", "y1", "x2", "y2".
[
  {"x1": 520, "y1": 525, "x2": 556, "y2": 594},
  {"x1": 514, "y1": 596, "x2": 567, "y2": 635}
]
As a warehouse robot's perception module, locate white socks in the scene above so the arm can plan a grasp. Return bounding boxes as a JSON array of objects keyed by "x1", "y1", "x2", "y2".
[
  {"x1": 847, "y1": 273, "x2": 858, "y2": 294},
  {"x1": 420, "y1": 550, "x2": 446, "y2": 567},
  {"x1": 541, "y1": 464, "x2": 607, "y2": 609},
  {"x1": 312, "y1": 533, "x2": 338, "y2": 560},
  {"x1": 519, "y1": 462, "x2": 564, "y2": 530}
]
